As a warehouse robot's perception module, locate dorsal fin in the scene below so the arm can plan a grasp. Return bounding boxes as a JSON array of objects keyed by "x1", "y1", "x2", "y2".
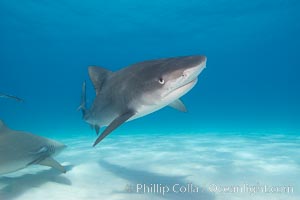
[{"x1": 88, "y1": 66, "x2": 112, "y2": 95}]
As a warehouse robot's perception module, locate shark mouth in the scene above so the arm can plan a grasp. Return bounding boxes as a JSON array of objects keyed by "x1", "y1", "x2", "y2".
[
  {"x1": 163, "y1": 78, "x2": 198, "y2": 100},
  {"x1": 176, "y1": 78, "x2": 198, "y2": 93}
]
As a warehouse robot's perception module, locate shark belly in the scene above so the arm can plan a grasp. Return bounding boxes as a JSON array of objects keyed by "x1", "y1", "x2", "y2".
[
  {"x1": 129, "y1": 103, "x2": 168, "y2": 121},
  {"x1": 0, "y1": 160, "x2": 29, "y2": 175}
]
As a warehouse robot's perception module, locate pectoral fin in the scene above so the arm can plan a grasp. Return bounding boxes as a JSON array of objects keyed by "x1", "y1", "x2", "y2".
[
  {"x1": 169, "y1": 99, "x2": 187, "y2": 112},
  {"x1": 93, "y1": 110, "x2": 135, "y2": 147},
  {"x1": 39, "y1": 157, "x2": 66, "y2": 173}
]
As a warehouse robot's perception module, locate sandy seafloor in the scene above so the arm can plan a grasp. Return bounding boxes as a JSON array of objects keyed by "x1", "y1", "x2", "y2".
[{"x1": 0, "y1": 132, "x2": 299, "y2": 200}]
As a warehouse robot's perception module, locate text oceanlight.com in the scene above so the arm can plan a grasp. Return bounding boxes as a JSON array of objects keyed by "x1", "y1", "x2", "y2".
[{"x1": 125, "y1": 183, "x2": 294, "y2": 196}]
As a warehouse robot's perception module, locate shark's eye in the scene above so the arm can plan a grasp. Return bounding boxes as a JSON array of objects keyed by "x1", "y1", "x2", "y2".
[{"x1": 158, "y1": 78, "x2": 165, "y2": 84}]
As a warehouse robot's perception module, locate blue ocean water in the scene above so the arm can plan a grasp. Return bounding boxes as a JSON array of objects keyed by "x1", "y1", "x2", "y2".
[{"x1": 0, "y1": 1, "x2": 299, "y2": 200}]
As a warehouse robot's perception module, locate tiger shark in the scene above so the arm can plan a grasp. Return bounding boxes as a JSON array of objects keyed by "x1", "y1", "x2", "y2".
[
  {"x1": 80, "y1": 55, "x2": 207, "y2": 146},
  {"x1": 0, "y1": 120, "x2": 66, "y2": 175}
]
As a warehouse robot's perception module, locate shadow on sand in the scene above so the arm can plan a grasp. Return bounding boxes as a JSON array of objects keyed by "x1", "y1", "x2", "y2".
[
  {"x1": 0, "y1": 165, "x2": 73, "y2": 200},
  {"x1": 99, "y1": 160, "x2": 215, "y2": 200}
]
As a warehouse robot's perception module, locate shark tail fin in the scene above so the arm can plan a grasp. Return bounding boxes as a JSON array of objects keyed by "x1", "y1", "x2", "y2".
[{"x1": 78, "y1": 81, "x2": 87, "y2": 117}]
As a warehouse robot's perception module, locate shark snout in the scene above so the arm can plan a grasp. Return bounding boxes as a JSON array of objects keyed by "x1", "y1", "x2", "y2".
[
  {"x1": 199, "y1": 55, "x2": 207, "y2": 65},
  {"x1": 57, "y1": 143, "x2": 67, "y2": 153},
  {"x1": 183, "y1": 55, "x2": 207, "y2": 81},
  {"x1": 190, "y1": 55, "x2": 207, "y2": 69}
]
